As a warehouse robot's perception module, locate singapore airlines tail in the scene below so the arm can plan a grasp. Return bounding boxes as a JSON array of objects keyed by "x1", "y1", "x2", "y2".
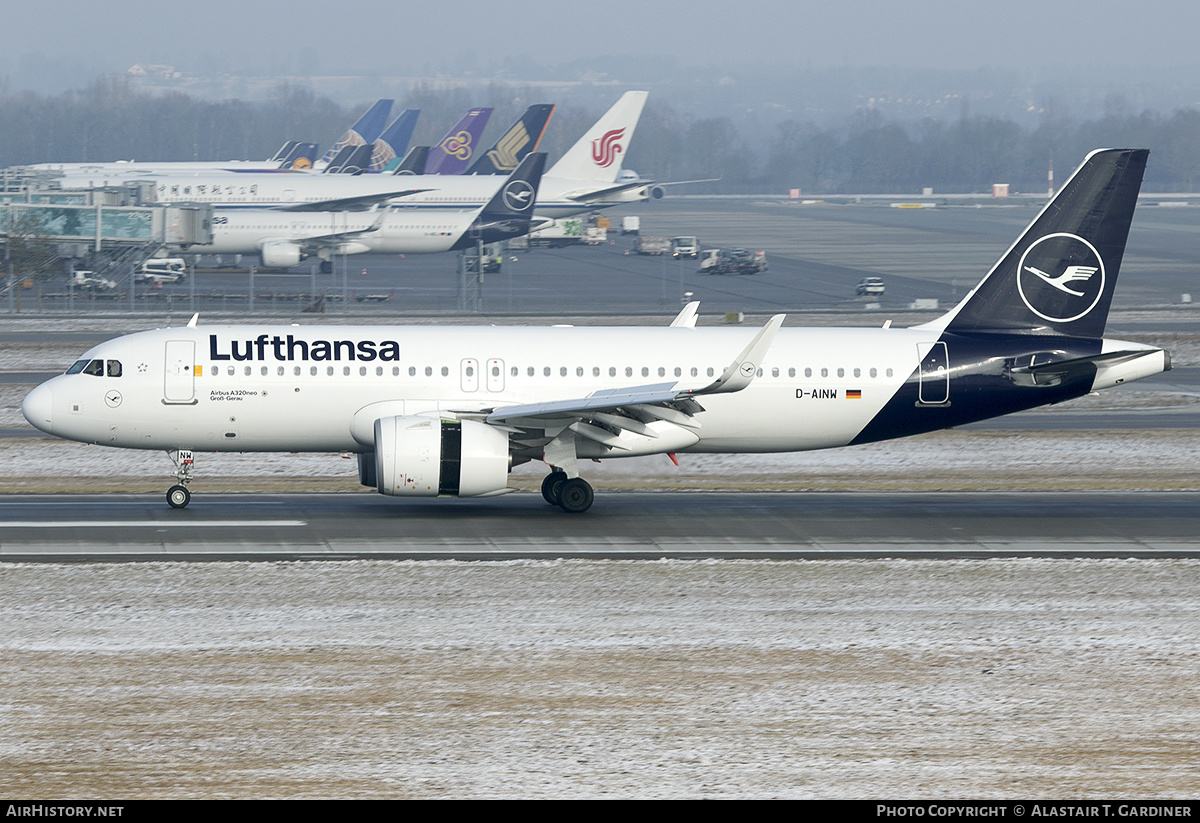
[{"x1": 465, "y1": 104, "x2": 556, "y2": 175}]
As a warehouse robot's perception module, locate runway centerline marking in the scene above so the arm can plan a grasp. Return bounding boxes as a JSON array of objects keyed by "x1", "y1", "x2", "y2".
[{"x1": 0, "y1": 520, "x2": 308, "y2": 528}]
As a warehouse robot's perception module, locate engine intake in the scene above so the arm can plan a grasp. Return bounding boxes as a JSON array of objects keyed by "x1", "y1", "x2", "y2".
[
  {"x1": 373, "y1": 416, "x2": 510, "y2": 497},
  {"x1": 260, "y1": 240, "x2": 302, "y2": 268}
]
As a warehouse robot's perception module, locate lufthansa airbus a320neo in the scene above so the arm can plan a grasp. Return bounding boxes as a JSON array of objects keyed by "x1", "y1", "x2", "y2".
[{"x1": 23, "y1": 149, "x2": 1170, "y2": 513}]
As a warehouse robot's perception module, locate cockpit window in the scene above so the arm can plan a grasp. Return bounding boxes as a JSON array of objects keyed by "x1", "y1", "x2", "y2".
[
  {"x1": 66, "y1": 360, "x2": 89, "y2": 375},
  {"x1": 81, "y1": 359, "x2": 104, "y2": 376},
  {"x1": 107, "y1": 360, "x2": 122, "y2": 378}
]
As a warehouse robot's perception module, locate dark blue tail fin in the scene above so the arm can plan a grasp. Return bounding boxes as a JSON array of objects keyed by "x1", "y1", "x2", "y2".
[
  {"x1": 389, "y1": 145, "x2": 429, "y2": 175},
  {"x1": 323, "y1": 144, "x2": 374, "y2": 174},
  {"x1": 940, "y1": 148, "x2": 1148, "y2": 339},
  {"x1": 466, "y1": 104, "x2": 556, "y2": 175},
  {"x1": 280, "y1": 142, "x2": 319, "y2": 169},
  {"x1": 452, "y1": 152, "x2": 546, "y2": 249}
]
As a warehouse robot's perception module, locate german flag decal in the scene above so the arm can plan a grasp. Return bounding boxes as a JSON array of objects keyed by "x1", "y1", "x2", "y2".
[{"x1": 846, "y1": 389, "x2": 862, "y2": 399}]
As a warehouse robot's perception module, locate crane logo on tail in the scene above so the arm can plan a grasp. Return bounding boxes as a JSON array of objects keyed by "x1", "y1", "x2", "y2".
[
  {"x1": 591, "y1": 128, "x2": 626, "y2": 168},
  {"x1": 501, "y1": 180, "x2": 535, "y2": 213},
  {"x1": 1017, "y1": 233, "x2": 1106, "y2": 323}
]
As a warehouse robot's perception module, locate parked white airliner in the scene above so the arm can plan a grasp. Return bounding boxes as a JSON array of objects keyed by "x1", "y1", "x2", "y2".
[
  {"x1": 190, "y1": 153, "x2": 545, "y2": 267},
  {"x1": 52, "y1": 92, "x2": 651, "y2": 221},
  {"x1": 23, "y1": 150, "x2": 1169, "y2": 513}
]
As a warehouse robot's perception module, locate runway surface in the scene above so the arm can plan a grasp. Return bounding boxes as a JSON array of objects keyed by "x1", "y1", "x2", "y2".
[{"x1": 2, "y1": 491, "x2": 1197, "y2": 561}]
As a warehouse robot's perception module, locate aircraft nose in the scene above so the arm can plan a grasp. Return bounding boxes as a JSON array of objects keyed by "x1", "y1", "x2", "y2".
[{"x1": 22, "y1": 383, "x2": 53, "y2": 434}]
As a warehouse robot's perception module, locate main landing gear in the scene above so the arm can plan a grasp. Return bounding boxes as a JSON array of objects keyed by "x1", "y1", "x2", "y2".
[
  {"x1": 166, "y1": 449, "x2": 194, "y2": 509},
  {"x1": 541, "y1": 469, "x2": 594, "y2": 513}
]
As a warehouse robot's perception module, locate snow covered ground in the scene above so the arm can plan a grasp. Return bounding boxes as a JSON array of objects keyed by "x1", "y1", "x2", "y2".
[
  {"x1": 3, "y1": 315, "x2": 1199, "y2": 798},
  {"x1": 2, "y1": 558, "x2": 1198, "y2": 798}
]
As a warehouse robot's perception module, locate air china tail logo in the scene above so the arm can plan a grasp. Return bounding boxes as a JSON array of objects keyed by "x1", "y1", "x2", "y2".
[
  {"x1": 1017, "y1": 233, "x2": 1106, "y2": 323},
  {"x1": 440, "y1": 131, "x2": 474, "y2": 160},
  {"x1": 591, "y1": 128, "x2": 626, "y2": 167}
]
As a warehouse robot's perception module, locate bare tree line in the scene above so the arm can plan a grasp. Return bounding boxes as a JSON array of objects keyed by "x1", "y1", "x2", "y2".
[{"x1": 4, "y1": 77, "x2": 1200, "y2": 193}]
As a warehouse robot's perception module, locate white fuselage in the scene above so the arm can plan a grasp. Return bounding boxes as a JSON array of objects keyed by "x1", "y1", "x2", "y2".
[
  {"x1": 22, "y1": 322, "x2": 1170, "y2": 459},
  {"x1": 194, "y1": 209, "x2": 475, "y2": 256},
  {"x1": 25, "y1": 324, "x2": 929, "y2": 454},
  {"x1": 52, "y1": 170, "x2": 647, "y2": 221}
]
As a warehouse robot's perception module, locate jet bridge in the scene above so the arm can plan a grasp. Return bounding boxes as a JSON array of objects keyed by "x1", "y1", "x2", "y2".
[{"x1": 0, "y1": 199, "x2": 212, "y2": 259}]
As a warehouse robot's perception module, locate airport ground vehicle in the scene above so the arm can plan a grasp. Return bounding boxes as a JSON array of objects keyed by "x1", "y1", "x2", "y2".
[
  {"x1": 634, "y1": 236, "x2": 671, "y2": 255},
  {"x1": 699, "y1": 248, "x2": 768, "y2": 274},
  {"x1": 671, "y1": 236, "x2": 700, "y2": 259},
  {"x1": 136, "y1": 258, "x2": 188, "y2": 284},
  {"x1": 621, "y1": 216, "x2": 641, "y2": 235},
  {"x1": 526, "y1": 218, "x2": 584, "y2": 247},
  {"x1": 857, "y1": 277, "x2": 886, "y2": 296},
  {"x1": 70, "y1": 270, "x2": 117, "y2": 291}
]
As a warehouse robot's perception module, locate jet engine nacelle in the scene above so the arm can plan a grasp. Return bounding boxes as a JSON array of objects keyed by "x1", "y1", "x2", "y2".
[
  {"x1": 259, "y1": 240, "x2": 302, "y2": 269},
  {"x1": 649, "y1": 185, "x2": 666, "y2": 200},
  {"x1": 373, "y1": 416, "x2": 510, "y2": 497}
]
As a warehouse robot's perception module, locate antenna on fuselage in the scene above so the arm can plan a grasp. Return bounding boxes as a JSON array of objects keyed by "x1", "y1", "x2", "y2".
[{"x1": 187, "y1": 313, "x2": 199, "y2": 328}]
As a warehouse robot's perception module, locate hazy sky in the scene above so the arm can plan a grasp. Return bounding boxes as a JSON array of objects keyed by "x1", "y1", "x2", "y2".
[{"x1": 3, "y1": 0, "x2": 1200, "y2": 88}]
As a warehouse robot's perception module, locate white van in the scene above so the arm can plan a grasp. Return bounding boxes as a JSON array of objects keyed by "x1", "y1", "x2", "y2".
[{"x1": 137, "y1": 258, "x2": 187, "y2": 283}]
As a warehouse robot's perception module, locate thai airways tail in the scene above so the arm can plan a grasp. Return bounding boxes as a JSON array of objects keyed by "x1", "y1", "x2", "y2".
[
  {"x1": 319, "y1": 99, "x2": 394, "y2": 164},
  {"x1": 370, "y1": 109, "x2": 420, "y2": 171},
  {"x1": 465, "y1": 104, "x2": 556, "y2": 175},
  {"x1": 933, "y1": 148, "x2": 1148, "y2": 340},
  {"x1": 545, "y1": 91, "x2": 648, "y2": 183},
  {"x1": 424, "y1": 108, "x2": 493, "y2": 175}
]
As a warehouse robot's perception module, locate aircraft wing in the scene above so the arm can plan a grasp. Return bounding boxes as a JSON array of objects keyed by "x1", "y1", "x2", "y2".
[
  {"x1": 563, "y1": 177, "x2": 722, "y2": 202},
  {"x1": 274, "y1": 188, "x2": 433, "y2": 212},
  {"x1": 267, "y1": 207, "x2": 394, "y2": 250},
  {"x1": 561, "y1": 180, "x2": 652, "y2": 202},
  {"x1": 486, "y1": 314, "x2": 785, "y2": 427}
]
